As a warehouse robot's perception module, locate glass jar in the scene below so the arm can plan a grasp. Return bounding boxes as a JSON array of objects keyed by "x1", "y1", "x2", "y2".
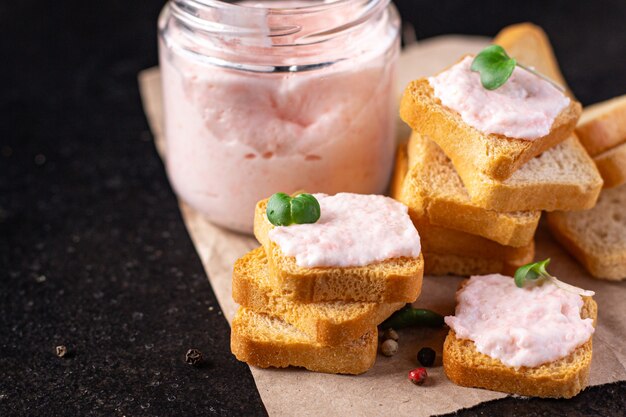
[{"x1": 158, "y1": 0, "x2": 400, "y2": 233}]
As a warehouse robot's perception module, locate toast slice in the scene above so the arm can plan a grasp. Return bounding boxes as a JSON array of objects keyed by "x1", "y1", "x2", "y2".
[
  {"x1": 546, "y1": 183, "x2": 626, "y2": 281},
  {"x1": 399, "y1": 77, "x2": 581, "y2": 182},
  {"x1": 457, "y1": 134, "x2": 603, "y2": 212},
  {"x1": 393, "y1": 134, "x2": 540, "y2": 247},
  {"x1": 390, "y1": 146, "x2": 536, "y2": 262},
  {"x1": 444, "y1": 295, "x2": 597, "y2": 398},
  {"x1": 493, "y1": 23, "x2": 571, "y2": 95},
  {"x1": 593, "y1": 140, "x2": 626, "y2": 189},
  {"x1": 254, "y1": 200, "x2": 424, "y2": 303},
  {"x1": 418, "y1": 221, "x2": 535, "y2": 266},
  {"x1": 423, "y1": 251, "x2": 534, "y2": 277},
  {"x1": 230, "y1": 307, "x2": 377, "y2": 375},
  {"x1": 232, "y1": 247, "x2": 404, "y2": 345},
  {"x1": 576, "y1": 95, "x2": 626, "y2": 156}
]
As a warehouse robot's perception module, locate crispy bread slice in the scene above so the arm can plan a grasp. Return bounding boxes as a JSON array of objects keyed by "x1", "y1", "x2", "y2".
[
  {"x1": 391, "y1": 142, "x2": 535, "y2": 262},
  {"x1": 230, "y1": 307, "x2": 377, "y2": 375},
  {"x1": 576, "y1": 95, "x2": 626, "y2": 156},
  {"x1": 593, "y1": 140, "x2": 626, "y2": 189},
  {"x1": 253, "y1": 200, "x2": 424, "y2": 303},
  {"x1": 232, "y1": 247, "x2": 404, "y2": 345},
  {"x1": 393, "y1": 135, "x2": 540, "y2": 247},
  {"x1": 399, "y1": 77, "x2": 581, "y2": 182},
  {"x1": 546, "y1": 183, "x2": 626, "y2": 281},
  {"x1": 456, "y1": 134, "x2": 603, "y2": 212},
  {"x1": 423, "y1": 251, "x2": 534, "y2": 277},
  {"x1": 444, "y1": 295, "x2": 597, "y2": 398}
]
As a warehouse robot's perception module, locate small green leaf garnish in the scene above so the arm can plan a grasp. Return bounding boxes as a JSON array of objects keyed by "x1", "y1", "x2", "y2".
[
  {"x1": 266, "y1": 192, "x2": 321, "y2": 226},
  {"x1": 470, "y1": 45, "x2": 517, "y2": 90},
  {"x1": 514, "y1": 258, "x2": 595, "y2": 297},
  {"x1": 514, "y1": 258, "x2": 550, "y2": 288},
  {"x1": 471, "y1": 45, "x2": 566, "y2": 92}
]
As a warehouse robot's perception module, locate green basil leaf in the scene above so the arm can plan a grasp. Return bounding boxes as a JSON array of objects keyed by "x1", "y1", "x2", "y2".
[
  {"x1": 266, "y1": 193, "x2": 293, "y2": 226},
  {"x1": 471, "y1": 45, "x2": 517, "y2": 90},
  {"x1": 291, "y1": 193, "x2": 321, "y2": 224},
  {"x1": 514, "y1": 258, "x2": 551, "y2": 288}
]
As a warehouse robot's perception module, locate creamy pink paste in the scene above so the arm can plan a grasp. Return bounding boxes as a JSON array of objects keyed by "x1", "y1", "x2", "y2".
[
  {"x1": 159, "y1": 2, "x2": 398, "y2": 233},
  {"x1": 445, "y1": 274, "x2": 595, "y2": 368},
  {"x1": 267, "y1": 193, "x2": 421, "y2": 268},
  {"x1": 428, "y1": 56, "x2": 570, "y2": 140}
]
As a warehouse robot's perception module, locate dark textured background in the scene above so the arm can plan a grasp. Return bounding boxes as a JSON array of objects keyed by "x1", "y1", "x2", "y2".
[{"x1": 1, "y1": 1, "x2": 625, "y2": 416}]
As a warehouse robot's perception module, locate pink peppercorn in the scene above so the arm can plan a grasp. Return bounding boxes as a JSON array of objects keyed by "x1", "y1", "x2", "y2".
[{"x1": 408, "y1": 367, "x2": 428, "y2": 385}]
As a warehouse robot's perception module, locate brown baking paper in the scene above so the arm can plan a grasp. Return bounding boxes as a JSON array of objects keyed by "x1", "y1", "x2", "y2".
[{"x1": 139, "y1": 35, "x2": 626, "y2": 417}]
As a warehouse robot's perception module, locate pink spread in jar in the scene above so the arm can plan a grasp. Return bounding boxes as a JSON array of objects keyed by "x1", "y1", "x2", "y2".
[
  {"x1": 158, "y1": 0, "x2": 400, "y2": 233},
  {"x1": 428, "y1": 56, "x2": 570, "y2": 140},
  {"x1": 267, "y1": 193, "x2": 421, "y2": 268},
  {"x1": 445, "y1": 274, "x2": 595, "y2": 368}
]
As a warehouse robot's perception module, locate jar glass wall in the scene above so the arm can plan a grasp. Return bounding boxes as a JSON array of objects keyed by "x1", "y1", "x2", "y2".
[{"x1": 158, "y1": 0, "x2": 401, "y2": 233}]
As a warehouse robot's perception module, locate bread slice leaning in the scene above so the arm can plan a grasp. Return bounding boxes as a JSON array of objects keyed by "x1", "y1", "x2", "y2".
[
  {"x1": 546, "y1": 183, "x2": 626, "y2": 281},
  {"x1": 253, "y1": 200, "x2": 424, "y2": 303},
  {"x1": 576, "y1": 95, "x2": 626, "y2": 156},
  {"x1": 593, "y1": 140, "x2": 626, "y2": 189},
  {"x1": 399, "y1": 77, "x2": 581, "y2": 182},
  {"x1": 457, "y1": 134, "x2": 603, "y2": 212},
  {"x1": 232, "y1": 247, "x2": 404, "y2": 345},
  {"x1": 493, "y1": 23, "x2": 571, "y2": 96},
  {"x1": 231, "y1": 307, "x2": 377, "y2": 375},
  {"x1": 444, "y1": 294, "x2": 597, "y2": 398},
  {"x1": 394, "y1": 134, "x2": 540, "y2": 247}
]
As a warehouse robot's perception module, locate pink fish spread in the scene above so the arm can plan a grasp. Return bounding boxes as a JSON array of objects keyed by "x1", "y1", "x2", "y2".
[
  {"x1": 268, "y1": 193, "x2": 421, "y2": 267},
  {"x1": 428, "y1": 56, "x2": 570, "y2": 140},
  {"x1": 445, "y1": 274, "x2": 595, "y2": 368}
]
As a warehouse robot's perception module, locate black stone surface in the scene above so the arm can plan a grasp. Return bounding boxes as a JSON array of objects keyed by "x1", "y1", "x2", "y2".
[{"x1": 1, "y1": 1, "x2": 625, "y2": 416}]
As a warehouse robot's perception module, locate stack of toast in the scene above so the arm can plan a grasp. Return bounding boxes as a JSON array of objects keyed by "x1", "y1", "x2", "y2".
[
  {"x1": 392, "y1": 24, "x2": 604, "y2": 277},
  {"x1": 489, "y1": 25, "x2": 626, "y2": 281},
  {"x1": 230, "y1": 199, "x2": 424, "y2": 375}
]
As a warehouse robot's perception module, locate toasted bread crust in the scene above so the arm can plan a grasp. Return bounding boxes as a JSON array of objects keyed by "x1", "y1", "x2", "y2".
[
  {"x1": 424, "y1": 251, "x2": 533, "y2": 277},
  {"x1": 393, "y1": 139, "x2": 540, "y2": 247},
  {"x1": 576, "y1": 95, "x2": 626, "y2": 156},
  {"x1": 231, "y1": 308, "x2": 377, "y2": 375},
  {"x1": 593, "y1": 141, "x2": 626, "y2": 189},
  {"x1": 253, "y1": 200, "x2": 424, "y2": 303},
  {"x1": 443, "y1": 295, "x2": 597, "y2": 398},
  {"x1": 458, "y1": 135, "x2": 603, "y2": 212},
  {"x1": 400, "y1": 78, "x2": 581, "y2": 182},
  {"x1": 232, "y1": 247, "x2": 404, "y2": 345}
]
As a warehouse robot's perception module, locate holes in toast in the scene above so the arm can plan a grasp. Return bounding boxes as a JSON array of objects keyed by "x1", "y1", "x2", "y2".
[
  {"x1": 304, "y1": 154, "x2": 322, "y2": 161},
  {"x1": 244, "y1": 153, "x2": 256, "y2": 160},
  {"x1": 612, "y1": 212, "x2": 622, "y2": 223}
]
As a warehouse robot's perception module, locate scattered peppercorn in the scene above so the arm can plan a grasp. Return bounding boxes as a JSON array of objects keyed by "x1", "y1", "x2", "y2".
[
  {"x1": 55, "y1": 345, "x2": 68, "y2": 358},
  {"x1": 417, "y1": 347, "x2": 436, "y2": 367},
  {"x1": 380, "y1": 339, "x2": 398, "y2": 357},
  {"x1": 408, "y1": 367, "x2": 428, "y2": 385},
  {"x1": 382, "y1": 328, "x2": 399, "y2": 342},
  {"x1": 185, "y1": 348, "x2": 203, "y2": 366}
]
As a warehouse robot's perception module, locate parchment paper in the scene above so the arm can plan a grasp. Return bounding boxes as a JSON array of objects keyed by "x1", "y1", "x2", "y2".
[{"x1": 138, "y1": 35, "x2": 626, "y2": 417}]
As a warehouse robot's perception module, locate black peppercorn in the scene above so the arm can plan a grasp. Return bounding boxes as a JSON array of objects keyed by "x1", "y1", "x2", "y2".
[
  {"x1": 185, "y1": 348, "x2": 203, "y2": 366},
  {"x1": 417, "y1": 347, "x2": 436, "y2": 367}
]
